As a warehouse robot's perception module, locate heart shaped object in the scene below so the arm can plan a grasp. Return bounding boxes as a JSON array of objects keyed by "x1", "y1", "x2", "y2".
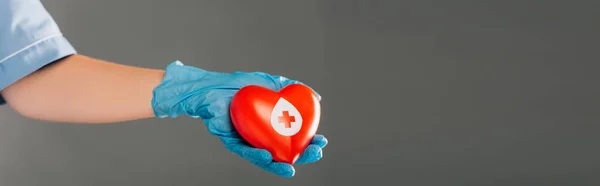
[{"x1": 230, "y1": 84, "x2": 321, "y2": 164}]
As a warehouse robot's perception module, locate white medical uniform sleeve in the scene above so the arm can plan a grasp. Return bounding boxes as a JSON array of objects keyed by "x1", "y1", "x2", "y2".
[{"x1": 0, "y1": 0, "x2": 77, "y2": 105}]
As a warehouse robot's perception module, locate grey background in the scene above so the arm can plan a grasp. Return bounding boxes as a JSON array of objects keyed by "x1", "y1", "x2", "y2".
[{"x1": 1, "y1": 0, "x2": 599, "y2": 185}]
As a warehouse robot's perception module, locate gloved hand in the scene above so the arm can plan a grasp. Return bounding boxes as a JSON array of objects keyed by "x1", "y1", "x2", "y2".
[{"x1": 151, "y1": 61, "x2": 328, "y2": 178}]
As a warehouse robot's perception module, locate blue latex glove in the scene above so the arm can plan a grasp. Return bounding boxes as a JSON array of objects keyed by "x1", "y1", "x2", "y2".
[{"x1": 151, "y1": 61, "x2": 328, "y2": 178}]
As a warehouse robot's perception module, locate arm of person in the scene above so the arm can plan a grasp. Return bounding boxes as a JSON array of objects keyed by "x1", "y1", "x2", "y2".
[
  {"x1": 1, "y1": 54, "x2": 166, "y2": 123},
  {"x1": 0, "y1": 0, "x2": 163, "y2": 123}
]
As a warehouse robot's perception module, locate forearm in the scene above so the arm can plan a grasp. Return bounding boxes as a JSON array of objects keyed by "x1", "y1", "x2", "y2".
[{"x1": 1, "y1": 54, "x2": 165, "y2": 124}]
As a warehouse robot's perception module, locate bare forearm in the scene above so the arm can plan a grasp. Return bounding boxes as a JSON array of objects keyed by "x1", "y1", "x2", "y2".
[{"x1": 1, "y1": 54, "x2": 165, "y2": 124}]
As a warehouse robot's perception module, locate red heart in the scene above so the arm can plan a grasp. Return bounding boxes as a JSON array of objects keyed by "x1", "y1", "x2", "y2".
[{"x1": 230, "y1": 84, "x2": 321, "y2": 164}]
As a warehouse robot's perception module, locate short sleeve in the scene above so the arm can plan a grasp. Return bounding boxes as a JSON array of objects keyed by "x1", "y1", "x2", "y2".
[{"x1": 0, "y1": 0, "x2": 77, "y2": 105}]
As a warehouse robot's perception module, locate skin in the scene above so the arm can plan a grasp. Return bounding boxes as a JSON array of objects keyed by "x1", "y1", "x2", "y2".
[
  {"x1": 1, "y1": 54, "x2": 166, "y2": 124},
  {"x1": 1, "y1": 54, "x2": 326, "y2": 178}
]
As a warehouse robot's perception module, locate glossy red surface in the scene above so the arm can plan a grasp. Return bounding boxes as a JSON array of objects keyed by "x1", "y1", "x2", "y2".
[{"x1": 230, "y1": 84, "x2": 321, "y2": 164}]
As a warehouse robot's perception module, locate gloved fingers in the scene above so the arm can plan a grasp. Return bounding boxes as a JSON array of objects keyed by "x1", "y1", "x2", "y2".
[
  {"x1": 277, "y1": 75, "x2": 302, "y2": 87},
  {"x1": 311, "y1": 134, "x2": 328, "y2": 149},
  {"x1": 273, "y1": 75, "x2": 322, "y2": 101},
  {"x1": 252, "y1": 161, "x2": 296, "y2": 178},
  {"x1": 223, "y1": 141, "x2": 273, "y2": 164},
  {"x1": 266, "y1": 75, "x2": 300, "y2": 91},
  {"x1": 295, "y1": 134, "x2": 328, "y2": 164},
  {"x1": 234, "y1": 72, "x2": 283, "y2": 90},
  {"x1": 294, "y1": 144, "x2": 323, "y2": 164}
]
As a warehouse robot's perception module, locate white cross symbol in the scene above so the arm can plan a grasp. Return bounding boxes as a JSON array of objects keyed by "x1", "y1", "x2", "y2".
[{"x1": 270, "y1": 98, "x2": 303, "y2": 136}]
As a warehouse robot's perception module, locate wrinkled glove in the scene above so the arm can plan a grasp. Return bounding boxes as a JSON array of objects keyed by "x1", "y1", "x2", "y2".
[{"x1": 151, "y1": 61, "x2": 328, "y2": 178}]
